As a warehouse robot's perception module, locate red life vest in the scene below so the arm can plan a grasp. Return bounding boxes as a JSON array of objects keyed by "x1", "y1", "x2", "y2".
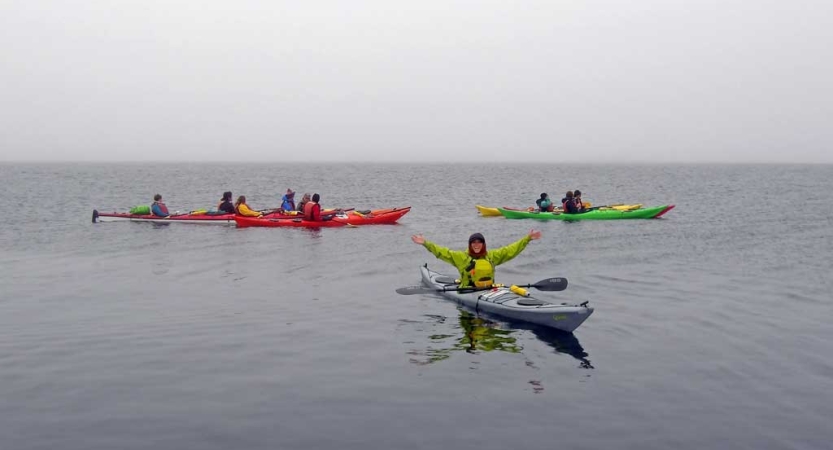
[
  {"x1": 303, "y1": 202, "x2": 321, "y2": 221},
  {"x1": 154, "y1": 201, "x2": 169, "y2": 215}
]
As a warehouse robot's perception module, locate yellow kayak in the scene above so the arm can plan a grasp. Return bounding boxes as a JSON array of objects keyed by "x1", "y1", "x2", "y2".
[
  {"x1": 475, "y1": 205, "x2": 503, "y2": 216},
  {"x1": 476, "y1": 205, "x2": 548, "y2": 216}
]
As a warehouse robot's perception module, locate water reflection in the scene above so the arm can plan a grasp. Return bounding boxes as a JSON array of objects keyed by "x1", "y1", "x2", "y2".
[
  {"x1": 405, "y1": 308, "x2": 593, "y2": 369},
  {"x1": 524, "y1": 325, "x2": 594, "y2": 370},
  {"x1": 299, "y1": 227, "x2": 323, "y2": 238}
]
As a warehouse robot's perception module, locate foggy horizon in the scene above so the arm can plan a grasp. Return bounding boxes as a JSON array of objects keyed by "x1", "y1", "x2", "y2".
[{"x1": 2, "y1": 1, "x2": 831, "y2": 163}]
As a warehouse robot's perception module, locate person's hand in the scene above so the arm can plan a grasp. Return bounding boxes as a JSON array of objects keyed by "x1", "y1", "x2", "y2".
[
  {"x1": 528, "y1": 229, "x2": 542, "y2": 240},
  {"x1": 411, "y1": 234, "x2": 425, "y2": 245}
]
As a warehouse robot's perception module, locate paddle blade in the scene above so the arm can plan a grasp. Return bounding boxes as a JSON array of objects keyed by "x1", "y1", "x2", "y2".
[
  {"x1": 395, "y1": 285, "x2": 435, "y2": 295},
  {"x1": 527, "y1": 277, "x2": 568, "y2": 291}
]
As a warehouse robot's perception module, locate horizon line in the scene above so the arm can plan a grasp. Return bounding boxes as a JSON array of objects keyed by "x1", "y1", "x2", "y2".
[{"x1": 2, "y1": 160, "x2": 831, "y2": 165}]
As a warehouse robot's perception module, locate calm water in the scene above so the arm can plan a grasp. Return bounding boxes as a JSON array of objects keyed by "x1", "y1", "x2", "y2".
[{"x1": 2, "y1": 163, "x2": 832, "y2": 450}]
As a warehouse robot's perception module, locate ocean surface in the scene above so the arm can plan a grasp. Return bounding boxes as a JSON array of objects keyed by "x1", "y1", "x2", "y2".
[{"x1": 1, "y1": 163, "x2": 831, "y2": 450}]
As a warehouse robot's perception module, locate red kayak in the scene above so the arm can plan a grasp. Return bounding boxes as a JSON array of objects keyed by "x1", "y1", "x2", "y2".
[
  {"x1": 92, "y1": 207, "x2": 408, "y2": 226},
  {"x1": 235, "y1": 207, "x2": 411, "y2": 228}
]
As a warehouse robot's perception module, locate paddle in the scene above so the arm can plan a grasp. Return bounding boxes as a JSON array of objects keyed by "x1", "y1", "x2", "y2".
[
  {"x1": 262, "y1": 207, "x2": 356, "y2": 215},
  {"x1": 327, "y1": 215, "x2": 359, "y2": 228},
  {"x1": 155, "y1": 210, "x2": 193, "y2": 219},
  {"x1": 585, "y1": 203, "x2": 626, "y2": 212},
  {"x1": 325, "y1": 207, "x2": 355, "y2": 215},
  {"x1": 396, "y1": 277, "x2": 568, "y2": 295}
]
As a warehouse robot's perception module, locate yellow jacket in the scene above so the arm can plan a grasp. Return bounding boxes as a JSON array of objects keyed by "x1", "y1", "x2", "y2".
[
  {"x1": 236, "y1": 203, "x2": 262, "y2": 217},
  {"x1": 422, "y1": 235, "x2": 532, "y2": 287}
]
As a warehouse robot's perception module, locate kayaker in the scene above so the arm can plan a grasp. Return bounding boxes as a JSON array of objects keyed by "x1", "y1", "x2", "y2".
[
  {"x1": 151, "y1": 194, "x2": 170, "y2": 217},
  {"x1": 234, "y1": 195, "x2": 263, "y2": 217},
  {"x1": 297, "y1": 193, "x2": 311, "y2": 212},
  {"x1": 535, "y1": 193, "x2": 554, "y2": 212},
  {"x1": 303, "y1": 193, "x2": 322, "y2": 221},
  {"x1": 217, "y1": 191, "x2": 235, "y2": 214},
  {"x1": 302, "y1": 193, "x2": 336, "y2": 221},
  {"x1": 411, "y1": 230, "x2": 542, "y2": 288},
  {"x1": 280, "y1": 189, "x2": 296, "y2": 212},
  {"x1": 573, "y1": 190, "x2": 586, "y2": 212},
  {"x1": 561, "y1": 191, "x2": 579, "y2": 214}
]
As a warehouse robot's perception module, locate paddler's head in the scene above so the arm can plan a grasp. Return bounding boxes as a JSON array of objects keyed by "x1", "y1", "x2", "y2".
[
  {"x1": 468, "y1": 233, "x2": 487, "y2": 257},
  {"x1": 312, "y1": 193, "x2": 320, "y2": 203}
]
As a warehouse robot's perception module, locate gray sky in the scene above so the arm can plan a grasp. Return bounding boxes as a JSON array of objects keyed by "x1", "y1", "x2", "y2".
[{"x1": 1, "y1": 1, "x2": 831, "y2": 163}]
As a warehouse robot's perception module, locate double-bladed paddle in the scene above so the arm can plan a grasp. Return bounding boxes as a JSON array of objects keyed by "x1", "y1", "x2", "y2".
[
  {"x1": 395, "y1": 277, "x2": 567, "y2": 295},
  {"x1": 259, "y1": 207, "x2": 355, "y2": 215}
]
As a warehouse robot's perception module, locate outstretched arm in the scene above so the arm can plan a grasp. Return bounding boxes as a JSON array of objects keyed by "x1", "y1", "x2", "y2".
[
  {"x1": 489, "y1": 230, "x2": 541, "y2": 266},
  {"x1": 412, "y1": 234, "x2": 468, "y2": 267}
]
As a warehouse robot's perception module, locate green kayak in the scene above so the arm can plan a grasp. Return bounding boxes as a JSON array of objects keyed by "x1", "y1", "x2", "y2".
[{"x1": 497, "y1": 205, "x2": 674, "y2": 221}]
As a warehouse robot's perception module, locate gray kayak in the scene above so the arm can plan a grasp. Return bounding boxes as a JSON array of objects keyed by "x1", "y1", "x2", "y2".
[{"x1": 419, "y1": 264, "x2": 593, "y2": 333}]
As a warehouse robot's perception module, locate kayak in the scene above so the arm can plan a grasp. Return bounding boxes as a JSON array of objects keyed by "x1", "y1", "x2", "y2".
[
  {"x1": 497, "y1": 204, "x2": 674, "y2": 220},
  {"x1": 92, "y1": 209, "x2": 292, "y2": 225},
  {"x1": 475, "y1": 205, "x2": 504, "y2": 216},
  {"x1": 93, "y1": 209, "x2": 238, "y2": 225},
  {"x1": 476, "y1": 205, "x2": 540, "y2": 216},
  {"x1": 91, "y1": 207, "x2": 408, "y2": 226},
  {"x1": 419, "y1": 265, "x2": 593, "y2": 333},
  {"x1": 478, "y1": 203, "x2": 639, "y2": 216},
  {"x1": 234, "y1": 206, "x2": 411, "y2": 228}
]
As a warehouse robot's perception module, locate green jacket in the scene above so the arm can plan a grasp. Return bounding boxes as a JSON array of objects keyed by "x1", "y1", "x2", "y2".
[{"x1": 422, "y1": 235, "x2": 532, "y2": 287}]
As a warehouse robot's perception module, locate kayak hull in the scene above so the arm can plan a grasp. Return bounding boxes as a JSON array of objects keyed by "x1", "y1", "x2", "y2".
[
  {"x1": 92, "y1": 207, "x2": 411, "y2": 227},
  {"x1": 235, "y1": 216, "x2": 348, "y2": 227},
  {"x1": 235, "y1": 206, "x2": 411, "y2": 228},
  {"x1": 419, "y1": 265, "x2": 593, "y2": 333},
  {"x1": 478, "y1": 203, "x2": 639, "y2": 216},
  {"x1": 92, "y1": 210, "x2": 236, "y2": 225},
  {"x1": 498, "y1": 205, "x2": 674, "y2": 220}
]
